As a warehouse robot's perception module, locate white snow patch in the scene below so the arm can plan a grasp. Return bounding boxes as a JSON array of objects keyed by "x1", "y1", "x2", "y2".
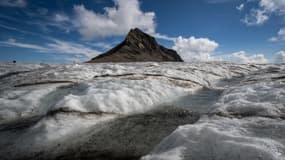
[
  {"x1": 142, "y1": 147, "x2": 185, "y2": 160},
  {"x1": 53, "y1": 78, "x2": 198, "y2": 114},
  {"x1": 143, "y1": 116, "x2": 285, "y2": 160},
  {"x1": 0, "y1": 84, "x2": 62, "y2": 122},
  {"x1": 213, "y1": 82, "x2": 285, "y2": 118}
]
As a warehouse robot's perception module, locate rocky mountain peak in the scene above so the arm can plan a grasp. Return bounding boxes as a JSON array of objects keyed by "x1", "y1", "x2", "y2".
[
  {"x1": 87, "y1": 28, "x2": 183, "y2": 63},
  {"x1": 124, "y1": 28, "x2": 158, "y2": 51},
  {"x1": 126, "y1": 28, "x2": 157, "y2": 45}
]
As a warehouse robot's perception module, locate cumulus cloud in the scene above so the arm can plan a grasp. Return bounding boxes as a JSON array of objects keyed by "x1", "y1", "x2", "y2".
[
  {"x1": 224, "y1": 51, "x2": 268, "y2": 64},
  {"x1": 73, "y1": 0, "x2": 155, "y2": 40},
  {"x1": 278, "y1": 27, "x2": 285, "y2": 39},
  {"x1": 277, "y1": 27, "x2": 285, "y2": 41},
  {"x1": 269, "y1": 27, "x2": 285, "y2": 42},
  {"x1": 242, "y1": 0, "x2": 285, "y2": 41},
  {"x1": 242, "y1": 9, "x2": 268, "y2": 26},
  {"x1": 243, "y1": 0, "x2": 285, "y2": 26},
  {"x1": 148, "y1": 30, "x2": 269, "y2": 64},
  {"x1": 172, "y1": 36, "x2": 219, "y2": 62},
  {"x1": 275, "y1": 51, "x2": 285, "y2": 63},
  {"x1": 171, "y1": 38, "x2": 268, "y2": 64},
  {"x1": 0, "y1": 0, "x2": 26, "y2": 8},
  {"x1": 259, "y1": 0, "x2": 285, "y2": 14},
  {"x1": 0, "y1": 38, "x2": 100, "y2": 59}
]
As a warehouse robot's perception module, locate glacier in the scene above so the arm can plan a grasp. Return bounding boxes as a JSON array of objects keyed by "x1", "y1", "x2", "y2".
[{"x1": 0, "y1": 62, "x2": 284, "y2": 160}]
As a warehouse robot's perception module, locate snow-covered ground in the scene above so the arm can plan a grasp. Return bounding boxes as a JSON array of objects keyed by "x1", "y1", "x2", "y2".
[{"x1": 0, "y1": 62, "x2": 284, "y2": 160}]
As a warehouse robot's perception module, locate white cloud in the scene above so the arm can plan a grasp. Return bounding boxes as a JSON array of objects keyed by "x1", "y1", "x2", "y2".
[
  {"x1": 269, "y1": 27, "x2": 285, "y2": 42},
  {"x1": 43, "y1": 13, "x2": 73, "y2": 33},
  {"x1": 268, "y1": 36, "x2": 278, "y2": 42},
  {"x1": 0, "y1": 38, "x2": 48, "y2": 51},
  {"x1": 47, "y1": 39, "x2": 100, "y2": 58},
  {"x1": 242, "y1": 9, "x2": 269, "y2": 26},
  {"x1": 152, "y1": 33, "x2": 176, "y2": 41},
  {"x1": 73, "y1": 0, "x2": 156, "y2": 40},
  {"x1": 224, "y1": 51, "x2": 268, "y2": 63},
  {"x1": 0, "y1": 24, "x2": 35, "y2": 35},
  {"x1": 237, "y1": 3, "x2": 245, "y2": 11},
  {"x1": 0, "y1": 0, "x2": 26, "y2": 8},
  {"x1": 170, "y1": 36, "x2": 269, "y2": 63},
  {"x1": 0, "y1": 38, "x2": 100, "y2": 59},
  {"x1": 54, "y1": 13, "x2": 69, "y2": 22},
  {"x1": 172, "y1": 36, "x2": 219, "y2": 62},
  {"x1": 206, "y1": 0, "x2": 235, "y2": 3},
  {"x1": 163, "y1": 41, "x2": 285, "y2": 63},
  {"x1": 243, "y1": 0, "x2": 285, "y2": 26},
  {"x1": 259, "y1": 0, "x2": 285, "y2": 14},
  {"x1": 274, "y1": 51, "x2": 285, "y2": 63},
  {"x1": 278, "y1": 27, "x2": 285, "y2": 40}
]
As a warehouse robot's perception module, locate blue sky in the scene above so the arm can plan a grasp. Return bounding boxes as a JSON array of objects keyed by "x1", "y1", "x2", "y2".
[{"x1": 0, "y1": 0, "x2": 284, "y2": 63}]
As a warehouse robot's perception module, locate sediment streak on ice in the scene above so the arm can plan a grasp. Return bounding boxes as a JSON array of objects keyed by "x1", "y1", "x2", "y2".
[
  {"x1": 0, "y1": 62, "x2": 284, "y2": 160},
  {"x1": 143, "y1": 64, "x2": 285, "y2": 160}
]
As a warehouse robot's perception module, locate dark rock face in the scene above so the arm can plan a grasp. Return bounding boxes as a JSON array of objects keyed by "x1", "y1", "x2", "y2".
[{"x1": 87, "y1": 28, "x2": 183, "y2": 63}]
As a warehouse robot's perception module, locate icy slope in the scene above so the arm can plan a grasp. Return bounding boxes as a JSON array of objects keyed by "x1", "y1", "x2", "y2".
[
  {"x1": 143, "y1": 116, "x2": 285, "y2": 160},
  {"x1": 143, "y1": 64, "x2": 285, "y2": 160},
  {"x1": 0, "y1": 62, "x2": 252, "y2": 123},
  {"x1": 0, "y1": 62, "x2": 283, "y2": 160}
]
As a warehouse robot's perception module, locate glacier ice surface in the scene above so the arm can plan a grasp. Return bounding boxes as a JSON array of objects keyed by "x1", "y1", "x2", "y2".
[
  {"x1": 0, "y1": 62, "x2": 284, "y2": 160},
  {"x1": 143, "y1": 63, "x2": 285, "y2": 160}
]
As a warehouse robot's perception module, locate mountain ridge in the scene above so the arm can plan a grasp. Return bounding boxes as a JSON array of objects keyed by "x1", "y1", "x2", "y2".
[{"x1": 87, "y1": 28, "x2": 183, "y2": 63}]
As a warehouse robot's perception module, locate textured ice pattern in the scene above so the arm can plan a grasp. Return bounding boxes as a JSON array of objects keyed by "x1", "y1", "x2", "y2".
[
  {"x1": 143, "y1": 64, "x2": 285, "y2": 160},
  {"x1": 0, "y1": 62, "x2": 284, "y2": 160},
  {"x1": 143, "y1": 116, "x2": 285, "y2": 160},
  {"x1": 0, "y1": 62, "x2": 250, "y2": 122},
  {"x1": 213, "y1": 82, "x2": 285, "y2": 118}
]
